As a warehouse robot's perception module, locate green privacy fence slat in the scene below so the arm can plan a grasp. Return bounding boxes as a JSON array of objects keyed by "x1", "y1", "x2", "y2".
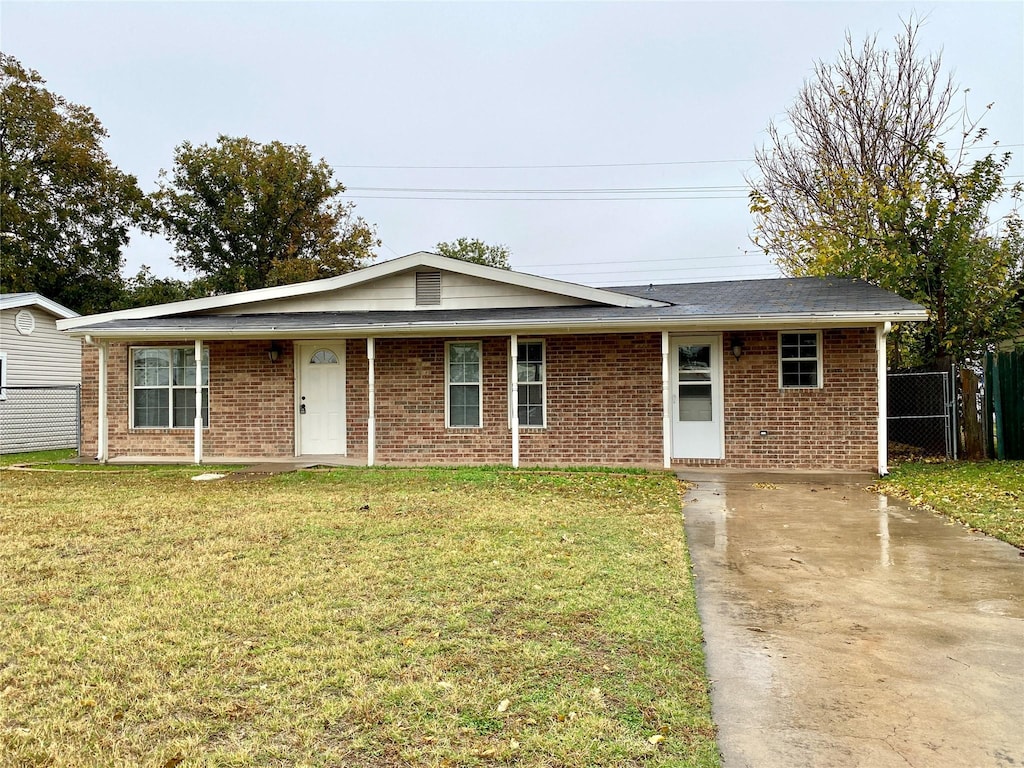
[{"x1": 986, "y1": 349, "x2": 1024, "y2": 460}]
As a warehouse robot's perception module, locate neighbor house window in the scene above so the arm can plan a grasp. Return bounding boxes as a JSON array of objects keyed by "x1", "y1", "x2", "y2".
[
  {"x1": 779, "y1": 331, "x2": 822, "y2": 388},
  {"x1": 131, "y1": 347, "x2": 209, "y2": 428},
  {"x1": 516, "y1": 340, "x2": 545, "y2": 427},
  {"x1": 447, "y1": 341, "x2": 481, "y2": 427}
]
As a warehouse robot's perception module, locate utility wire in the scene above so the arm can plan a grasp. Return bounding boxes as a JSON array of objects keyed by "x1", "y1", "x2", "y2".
[
  {"x1": 346, "y1": 184, "x2": 749, "y2": 194},
  {"x1": 348, "y1": 194, "x2": 748, "y2": 201},
  {"x1": 332, "y1": 145, "x2": 1023, "y2": 171}
]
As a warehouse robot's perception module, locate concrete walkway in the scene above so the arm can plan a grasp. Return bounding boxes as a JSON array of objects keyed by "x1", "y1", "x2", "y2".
[{"x1": 681, "y1": 473, "x2": 1024, "y2": 768}]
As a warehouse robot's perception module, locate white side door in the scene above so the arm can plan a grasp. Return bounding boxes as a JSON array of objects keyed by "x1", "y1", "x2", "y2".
[
  {"x1": 671, "y1": 335, "x2": 724, "y2": 459},
  {"x1": 298, "y1": 342, "x2": 346, "y2": 455}
]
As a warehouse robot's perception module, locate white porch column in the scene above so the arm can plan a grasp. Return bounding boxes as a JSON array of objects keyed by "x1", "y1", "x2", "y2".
[
  {"x1": 510, "y1": 334, "x2": 519, "y2": 468},
  {"x1": 877, "y1": 322, "x2": 891, "y2": 476},
  {"x1": 367, "y1": 337, "x2": 376, "y2": 467},
  {"x1": 661, "y1": 331, "x2": 671, "y2": 469},
  {"x1": 194, "y1": 339, "x2": 203, "y2": 465},
  {"x1": 97, "y1": 341, "x2": 108, "y2": 463}
]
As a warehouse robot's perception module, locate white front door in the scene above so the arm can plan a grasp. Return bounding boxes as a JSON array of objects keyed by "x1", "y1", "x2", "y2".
[
  {"x1": 671, "y1": 335, "x2": 724, "y2": 459},
  {"x1": 298, "y1": 342, "x2": 346, "y2": 455}
]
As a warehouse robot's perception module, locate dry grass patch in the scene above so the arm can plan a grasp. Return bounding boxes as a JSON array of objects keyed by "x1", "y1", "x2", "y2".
[{"x1": 0, "y1": 467, "x2": 718, "y2": 767}]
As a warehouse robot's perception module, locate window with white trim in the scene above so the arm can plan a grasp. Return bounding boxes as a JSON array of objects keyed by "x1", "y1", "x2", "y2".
[
  {"x1": 446, "y1": 341, "x2": 481, "y2": 427},
  {"x1": 779, "y1": 331, "x2": 822, "y2": 388},
  {"x1": 516, "y1": 340, "x2": 545, "y2": 427},
  {"x1": 131, "y1": 347, "x2": 209, "y2": 428}
]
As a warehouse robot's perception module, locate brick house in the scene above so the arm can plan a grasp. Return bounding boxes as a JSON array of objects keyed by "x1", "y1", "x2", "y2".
[{"x1": 58, "y1": 252, "x2": 926, "y2": 473}]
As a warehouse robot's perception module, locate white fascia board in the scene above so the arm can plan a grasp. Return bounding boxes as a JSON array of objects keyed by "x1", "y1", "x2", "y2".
[
  {"x1": 0, "y1": 293, "x2": 79, "y2": 318},
  {"x1": 57, "y1": 251, "x2": 667, "y2": 331},
  {"x1": 66, "y1": 309, "x2": 929, "y2": 341}
]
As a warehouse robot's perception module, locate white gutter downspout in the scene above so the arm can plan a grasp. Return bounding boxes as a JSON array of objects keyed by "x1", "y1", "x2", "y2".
[
  {"x1": 510, "y1": 335, "x2": 520, "y2": 468},
  {"x1": 661, "y1": 332, "x2": 671, "y2": 469},
  {"x1": 367, "y1": 337, "x2": 376, "y2": 467},
  {"x1": 194, "y1": 339, "x2": 203, "y2": 465},
  {"x1": 95, "y1": 338, "x2": 109, "y2": 463},
  {"x1": 877, "y1": 322, "x2": 891, "y2": 476}
]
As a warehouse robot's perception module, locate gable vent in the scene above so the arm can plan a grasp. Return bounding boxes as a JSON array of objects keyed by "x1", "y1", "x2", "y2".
[
  {"x1": 15, "y1": 309, "x2": 36, "y2": 335},
  {"x1": 415, "y1": 271, "x2": 442, "y2": 306}
]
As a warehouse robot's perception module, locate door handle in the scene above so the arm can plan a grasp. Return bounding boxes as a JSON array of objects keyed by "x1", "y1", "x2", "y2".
[{"x1": 299, "y1": 404, "x2": 306, "y2": 415}]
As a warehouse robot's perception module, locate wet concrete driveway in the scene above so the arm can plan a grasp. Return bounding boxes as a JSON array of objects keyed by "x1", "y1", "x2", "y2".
[{"x1": 682, "y1": 473, "x2": 1024, "y2": 768}]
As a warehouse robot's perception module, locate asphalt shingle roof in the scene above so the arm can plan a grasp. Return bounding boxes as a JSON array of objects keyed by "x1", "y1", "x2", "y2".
[{"x1": 66, "y1": 276, "x2": 925, "y2": 335}]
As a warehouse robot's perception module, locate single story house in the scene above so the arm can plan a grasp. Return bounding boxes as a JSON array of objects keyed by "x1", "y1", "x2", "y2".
[
  {"x1": 57, "y1": 252, "x2": 927, "y2": 473},
  {"x1": 0, "y1": 293, "x2": 82, "y2": 453}
]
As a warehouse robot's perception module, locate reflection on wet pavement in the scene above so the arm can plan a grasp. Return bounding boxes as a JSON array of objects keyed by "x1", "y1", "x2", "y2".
[{"x1": 683, "y1": 475, "x2": 1024, "y2": 768}]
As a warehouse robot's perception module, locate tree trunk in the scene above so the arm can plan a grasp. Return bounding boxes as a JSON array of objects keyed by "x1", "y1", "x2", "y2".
[{"x1": 959, "y1": 368, "x2": 986, "y2": 460}]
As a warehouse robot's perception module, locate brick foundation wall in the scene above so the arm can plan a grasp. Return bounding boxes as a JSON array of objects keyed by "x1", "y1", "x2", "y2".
[
  {"x1": 81, "y1": 340, "x2": 295, "y2": 459},
  {"x1": 671, "y1": 328, "x2": 878, "y2": 471}
]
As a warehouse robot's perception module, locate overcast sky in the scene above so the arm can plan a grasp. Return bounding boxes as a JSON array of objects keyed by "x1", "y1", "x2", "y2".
[{"x1": 3, "y1": 1, "x2": 1022, "y2": 287}]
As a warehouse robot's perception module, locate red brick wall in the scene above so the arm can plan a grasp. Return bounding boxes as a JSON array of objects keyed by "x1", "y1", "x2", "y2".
[
  {"x1": 671, "y1": 328, "x2": 878, "y2": 471},
  {"x1": 372, "y1": 337, "x2": 511, "y2": 464},
  {"x1": 518, "y1": 333, "x2": 663, "y2": 466},
  {"x1": 81, "y1": 328, "x2": 879, "y2": 470},
  {"x1": 81, "y1": 340, "x2": 295, "y2": 458}
]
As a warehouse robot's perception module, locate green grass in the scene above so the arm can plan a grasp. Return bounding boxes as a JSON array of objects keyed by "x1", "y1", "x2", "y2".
[
  {"x1": 0, "y1": 448, "x2": 77, "y2": 466},
  {"x1": 0, "y1": 467, "x2": 719, "y2": 767},
  {"x1": 881, "y1": 461, "x2": 1024, "y2": 548}
]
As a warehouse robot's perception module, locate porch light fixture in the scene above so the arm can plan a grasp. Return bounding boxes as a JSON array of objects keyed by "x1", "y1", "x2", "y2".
[
  {"x1": 267, "y1": 342, "x2": 282, "y2": 363},
  {"x1": 731, "y1": 338, "x2": 743, "y2": 360}
]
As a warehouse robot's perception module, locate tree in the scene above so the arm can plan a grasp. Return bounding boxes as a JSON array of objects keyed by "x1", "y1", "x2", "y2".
[
  {"x1": 0, "y1": 54, "x2": 146, "y2": 314},
  {"x1": 153, "y1": 135, "x2": 378, "y2": 293},
  {"x1": 748, "y1": 20, "x2": 1023, "y2": 369},
  {"x1": 435, "y1": 237, "x2": 512, "y2": 270},
  {"x1": 116, "y1": 265, "x2": 211, "y2": 309}
]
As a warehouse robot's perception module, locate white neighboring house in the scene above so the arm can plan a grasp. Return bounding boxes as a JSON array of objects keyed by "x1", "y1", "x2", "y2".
[{"x1": 0, "y1": 293, "x2": 81, "y2": 454}]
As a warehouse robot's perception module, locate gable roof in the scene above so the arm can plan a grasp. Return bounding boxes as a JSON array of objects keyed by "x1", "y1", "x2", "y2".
[
  {"x1": 57, "y1": 252, "x2": 667, "y2": 331},
  {"x1": 60, "y1": 275, "x2": 928, "y2": 339},
  {"x1": 0, "y1": 292, "x2": 79, "y2": 319}
]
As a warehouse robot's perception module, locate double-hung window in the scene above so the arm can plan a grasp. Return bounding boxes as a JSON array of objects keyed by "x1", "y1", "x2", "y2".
[
  {"x1": 447, "y1": 341, "x2": 481, "y2": 427},
  {"x1": 779, "y1": 331, "x2": 822, "y2": 388},
  {"x1": 132, "y1": 347, "x2": 210, "y2": 428},
  {"x1": 516, "y1": 340, "x2": 545, "y2": 427}
]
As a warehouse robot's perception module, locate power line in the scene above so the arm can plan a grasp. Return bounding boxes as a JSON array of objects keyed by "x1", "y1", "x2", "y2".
[
  {"x1": 348, "y1": 194, "x2": 748, "y2": 201},
  {"x1": 539, "y1": 262, "x2": 778, "y2": 276},
  {"x1": 332, "y1": 145, "x2": 1023, "y2": 171},
  {"x1": 346, "y1": 184, "x2": 749, "y2": 194},
  {"x1": 333, "y1": 158, "x2": 752, "y2": 170}
]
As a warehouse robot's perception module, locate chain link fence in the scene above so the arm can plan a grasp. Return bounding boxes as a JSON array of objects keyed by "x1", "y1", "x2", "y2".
[
  {"x1": 0, "y1": 385, "x2": 81, "y2": 455},
  {"x1": 887, "y1": 371, "x2": 955, "y2": 460}
]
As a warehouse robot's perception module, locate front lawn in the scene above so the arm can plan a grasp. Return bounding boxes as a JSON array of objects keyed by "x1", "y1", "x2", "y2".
[
  {"x1": 0, "y1": 448, "x2": 77, "y2": 466},
  {"x1": 881, "y1": 461, "x2": 1024, "y2": 548},
  {"x1": 0, "y1": 467, "x2": 718, "y2": 767}
]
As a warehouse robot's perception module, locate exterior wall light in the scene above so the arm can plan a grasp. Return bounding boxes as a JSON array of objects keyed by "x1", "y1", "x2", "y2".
[
  {"x1": 732, "y1": 338, "x2": 743, "y2": 360},
  {"x1": 268, "y1": 342, "x2": 282, "y2": 363}
]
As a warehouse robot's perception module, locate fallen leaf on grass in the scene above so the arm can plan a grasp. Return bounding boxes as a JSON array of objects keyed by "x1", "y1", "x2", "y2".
[
  {"x1": 649, "y1": 734, "x2": 664, "y2": 745},
  {"x1": 496, "y1": 699, "x2": 510, "y2": 713}
]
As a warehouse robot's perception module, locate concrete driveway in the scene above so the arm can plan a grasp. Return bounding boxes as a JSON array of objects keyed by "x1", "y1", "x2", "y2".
[{"x1": 681, "y1": 473, "x2": 1024, "y2": 768}]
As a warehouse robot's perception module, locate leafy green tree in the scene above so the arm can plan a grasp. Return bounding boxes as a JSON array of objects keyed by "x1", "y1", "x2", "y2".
[
  {"x1": 153, "y1": 135, "x2": 378, "y2": 293},
  {"x1": 748, "y1": 20, "x2": 1023, "y2": 368},
  {"x1": 0, "y1": 53, "x2": 146, "y2": 314},
  {"x1": 116, "y1": 265, "x2": 211, "y2": 309},
  {"x1": 435, "y1": 237, "x2": 512, "y2": 270}
]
